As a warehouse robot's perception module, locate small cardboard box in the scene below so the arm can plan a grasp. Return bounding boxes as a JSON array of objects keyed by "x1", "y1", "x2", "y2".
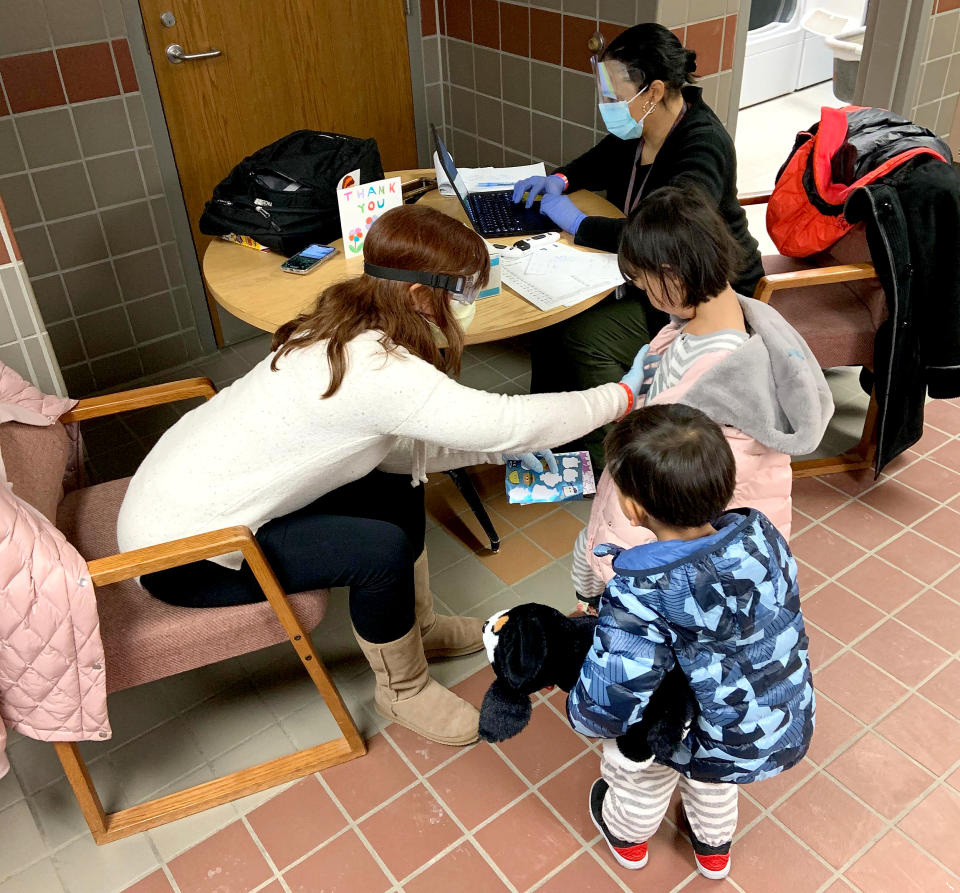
[{"x1": 479, "y1": 249, "x2": 501, "y2": 299}]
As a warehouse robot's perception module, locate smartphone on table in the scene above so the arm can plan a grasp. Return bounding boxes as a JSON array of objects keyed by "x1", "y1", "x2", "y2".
[{"x1": 280, "y1": 244, "x2": 337, "y2": 274}]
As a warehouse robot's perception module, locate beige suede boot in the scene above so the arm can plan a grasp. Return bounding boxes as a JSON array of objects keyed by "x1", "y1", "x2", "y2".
[
  {"x1": 414, "y1": 550, "x2": 484, "y2": 659},
  {"x1": 353, "y1": 624, "x2": 479, "y2": 746}
]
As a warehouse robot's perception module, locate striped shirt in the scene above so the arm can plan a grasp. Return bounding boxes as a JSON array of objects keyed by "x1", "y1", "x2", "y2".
[{"x1": 646, "y1": 328, "x2": 748, "y2": 402}]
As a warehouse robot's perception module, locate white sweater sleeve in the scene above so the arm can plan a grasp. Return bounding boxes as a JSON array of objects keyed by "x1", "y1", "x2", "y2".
[
  {"x1": 376, "y1": 436, "x2": 502, "y2": 475},
  {"x1": 374, "y1": 351, "x2": 628, "y2": 456}
]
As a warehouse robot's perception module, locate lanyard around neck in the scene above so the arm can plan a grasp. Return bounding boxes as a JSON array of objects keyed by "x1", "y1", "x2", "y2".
[{"x1": 623, "y1": 101, "x2": 688, "y2": 216}]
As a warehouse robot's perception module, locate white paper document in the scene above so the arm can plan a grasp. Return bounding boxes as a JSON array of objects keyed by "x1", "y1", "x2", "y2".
[
  {"x1": 499, "y1": 243, "x2": 625, "y2": 311},
  {"x1": 433, "y1": 153, "x2": 546, "y2": 195}
]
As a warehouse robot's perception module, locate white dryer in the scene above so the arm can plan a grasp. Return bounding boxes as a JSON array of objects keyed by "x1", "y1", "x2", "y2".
[{"x1": 739, "y1": 0, "x2": 865, "y2": 108}]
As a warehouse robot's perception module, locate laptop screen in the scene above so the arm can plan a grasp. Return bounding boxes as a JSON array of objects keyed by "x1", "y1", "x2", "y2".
[{"x1": 431, "y1": 126, "x2": 473, "y2": 214}]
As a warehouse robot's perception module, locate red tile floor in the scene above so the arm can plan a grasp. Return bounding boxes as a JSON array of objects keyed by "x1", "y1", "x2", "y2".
[
  {"x1": 107, "y1": 403, "x2": 960, "y2": 893},
  {"x1": 3, "y1": 367, "x2": 960, "y2": 893}
]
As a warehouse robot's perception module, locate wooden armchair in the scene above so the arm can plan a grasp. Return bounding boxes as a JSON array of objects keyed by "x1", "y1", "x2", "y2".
[
  {"x1": 28, "y1": 378, "x2": 365, "y2": 844},
  {"x1": 740, "y1": 191, "x2": 883, "y2": 477}
]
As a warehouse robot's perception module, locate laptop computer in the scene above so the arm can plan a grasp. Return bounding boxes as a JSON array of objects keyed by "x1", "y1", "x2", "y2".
[{"x1": 431, "y1": 125, "x2": 559, "y2": 238}]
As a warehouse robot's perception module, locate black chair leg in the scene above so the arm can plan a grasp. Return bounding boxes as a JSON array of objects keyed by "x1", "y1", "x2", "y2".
[{"x1": 445, "y1": 469, "x2": 501, "y2": 553}]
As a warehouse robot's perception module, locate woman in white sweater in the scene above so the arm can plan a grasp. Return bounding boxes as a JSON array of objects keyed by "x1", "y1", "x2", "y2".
[{"x1": 117, "y1": 204, "x2": 644, "y2": 746}]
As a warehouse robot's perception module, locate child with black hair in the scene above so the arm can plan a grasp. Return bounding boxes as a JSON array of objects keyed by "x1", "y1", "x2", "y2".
[
  {"x1": 571, "y1": 184, "x2": 833, "y2": 613},
  {"x1": 567, "y1": 404, "x2": 815, "y2": 880}
]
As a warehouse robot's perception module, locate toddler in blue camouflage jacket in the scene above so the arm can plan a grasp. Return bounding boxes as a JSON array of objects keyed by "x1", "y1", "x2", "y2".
[{"x1": 567, "y1": 403, "x2": 815, "y2": 880}]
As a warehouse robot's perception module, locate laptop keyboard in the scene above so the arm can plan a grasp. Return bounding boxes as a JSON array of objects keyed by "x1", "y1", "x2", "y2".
[{"x1": 470, "y1": 192, "x2": 527, "y2": 234}]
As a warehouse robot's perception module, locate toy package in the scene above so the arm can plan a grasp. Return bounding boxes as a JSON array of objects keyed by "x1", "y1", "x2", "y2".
[{"x1": 505, "y1": 451, "x2": 596, "y2": 504}]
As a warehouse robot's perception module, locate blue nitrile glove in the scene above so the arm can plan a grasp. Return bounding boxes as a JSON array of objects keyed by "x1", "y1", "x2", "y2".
[
  {"x1": 539, "y1": 194, "x2": 587, "y2": 235},
  {"x1": 503, "y1": 449, "x2": 559, "y2": 475},
  {"x1": 619, "y1": 344, "x2": 650, "y2": 403},
  {"x1": 639, "y1": 352, "x2": 661, "y2": 396},
  {"x1": 512, "y1": 174, "x2": 564, "y2": 208}
]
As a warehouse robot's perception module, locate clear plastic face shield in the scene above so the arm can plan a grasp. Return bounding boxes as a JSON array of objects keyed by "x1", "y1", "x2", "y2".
[
  {"x1": 363, "y1": 263, "x2": 483, "y2": 305},
  {"x1": 590, "y1": 55, "x2": 645, "y2": 106}
]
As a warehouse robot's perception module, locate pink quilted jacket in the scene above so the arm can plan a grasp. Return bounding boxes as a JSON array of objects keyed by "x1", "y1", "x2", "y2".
[
  {"x1": 584, "y1": 323, "x2": 792, "y2": 584},
  {"x1": 0, "y1": 367, "x2": 109, "y2": 779}
]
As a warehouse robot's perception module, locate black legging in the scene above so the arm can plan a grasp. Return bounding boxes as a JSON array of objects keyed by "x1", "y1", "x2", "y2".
[{"x1": 142, "y1": 470, "x2": 425, "y2": 643}]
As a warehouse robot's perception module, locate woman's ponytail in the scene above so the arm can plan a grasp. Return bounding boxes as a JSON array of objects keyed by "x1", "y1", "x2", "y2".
[{"x1": 684, "y1": 49, "x2": 697, "y2": 79}]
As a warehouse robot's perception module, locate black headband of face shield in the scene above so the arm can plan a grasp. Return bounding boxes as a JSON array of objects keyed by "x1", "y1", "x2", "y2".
[{"x1": 363, "y1": 263, "x2": 467, "y2": 295}]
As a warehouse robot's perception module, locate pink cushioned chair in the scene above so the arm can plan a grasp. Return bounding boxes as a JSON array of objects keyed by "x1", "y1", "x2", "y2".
[
  {"x1": 740, "y1": 192, "x2": 883, "y2": 478},
  {"x1": 11, "y1": 378, "x2": 364, "y2": 845}
]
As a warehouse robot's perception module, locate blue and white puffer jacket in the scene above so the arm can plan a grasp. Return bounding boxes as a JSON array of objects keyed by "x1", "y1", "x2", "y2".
[{"x1": 567, "y1": 508, "x2": 814, "y2": 784}]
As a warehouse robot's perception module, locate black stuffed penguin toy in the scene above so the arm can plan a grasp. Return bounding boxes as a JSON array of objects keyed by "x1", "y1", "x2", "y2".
[{"x1": 479, "y1": 602, "x2": 697, "y2": 764}]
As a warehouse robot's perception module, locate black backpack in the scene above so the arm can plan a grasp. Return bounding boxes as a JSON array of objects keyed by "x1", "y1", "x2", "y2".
[{"x1": 199, "y1": 130, "x2": 384, "y2": 255}]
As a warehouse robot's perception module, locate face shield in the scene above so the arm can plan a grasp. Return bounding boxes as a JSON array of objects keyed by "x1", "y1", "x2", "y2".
[
  {"x1": 591, "y1": 55, "x2": 645, "y2": 105},
  {"x1": 364, "y1": 263, "x2": 484, "y2": 305}
]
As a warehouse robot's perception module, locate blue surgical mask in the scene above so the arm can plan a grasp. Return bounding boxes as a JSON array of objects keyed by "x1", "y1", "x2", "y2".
[{"x1": 598, "y1": 85, "x2": 652, "y2": 140}]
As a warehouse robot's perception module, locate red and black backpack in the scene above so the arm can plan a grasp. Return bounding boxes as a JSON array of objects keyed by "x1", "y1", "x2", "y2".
[{"x1": 766, "y1": 106, "x2": 950, "y2": 257}]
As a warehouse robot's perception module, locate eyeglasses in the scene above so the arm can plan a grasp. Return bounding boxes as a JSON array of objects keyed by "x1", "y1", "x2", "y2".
[{"x1": 363, "y1": 263, "x2": 483, "y2": 305}]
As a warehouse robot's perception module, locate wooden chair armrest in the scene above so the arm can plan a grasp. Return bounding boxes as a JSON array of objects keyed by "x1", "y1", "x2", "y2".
[
  {"x1": 61, "y1": 378, "x2": 216, "y2": 423},
  {"x1": 738, "y1": 190, "x2": 773, "y2": 206},
  {"x1": 753, "y1": 263, "x2": 877, "y2": 304},
  {"x1": 86, "y1": 525, "x2": 257, "y2": 587}
]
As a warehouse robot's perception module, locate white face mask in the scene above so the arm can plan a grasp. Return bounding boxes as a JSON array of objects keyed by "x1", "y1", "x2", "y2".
[{"x1": 425, "y1": 299, "x2": 476, "y2": 346}]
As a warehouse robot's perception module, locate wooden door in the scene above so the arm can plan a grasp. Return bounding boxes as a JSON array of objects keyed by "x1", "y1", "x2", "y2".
[{"x1": 138, "y1": 0, "x2": 418, "y2": 343}]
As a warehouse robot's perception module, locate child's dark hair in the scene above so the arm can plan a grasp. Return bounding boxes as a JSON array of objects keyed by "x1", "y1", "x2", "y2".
[
  {"x1": 603, "y1": 23, "x2": 698, "y2": 91},
  {"x1": 604, "y1": 404, "x2": 735, "y2": 528},
  {"x1": 618, "y1": 185, "x2": 744, "y2": 307}
]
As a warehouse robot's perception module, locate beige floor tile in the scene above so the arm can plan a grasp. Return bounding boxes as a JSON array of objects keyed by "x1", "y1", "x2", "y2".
[
  {"x1": 483, "y1": 348, "x2": 531, "y2": 380},
  {"x1": 53, "y1": 830, "x2": 159, "y2": 893},
  {"x1": 181, "y1": 682, "x2": 277, "y2": 762},
  {"x1": 211, "y1": 724, "x2": 293, "y2": 777},
  {"x1": 147, "y1": 767, "x2": 239, "y2": 861},
  {"x1": 210, "y1": 725, "x2": 298, "y2": 812},
  {"x1": 280, "y1": 672, "x2": 380, "y2": 750},
  {"x1": 105, "y1": 717, "x2": 207, "y2": 804},
  {"x1": 100, "y1": 681, "x2": 179, "y2": 748},
  {"x1": 0, "y1": 858, "x2": 65, "y2": 893},
  {"x1": 158, "y1": 658, "x2": 251, "y2": 714},
  {"x1": 457, "y1": 363, "x2": 508, "y2": 391},
  {"x1": 511, "y1": 561, "x2": 578, "y2": 613},
  {"x1": 0, "y1": 800, "x2": 48, "y2": 881},
  {"x1": 424, "y1": 526, "x2": 473, "y2": 572},
  {"x1": 6, "y1": 736, "x2": 67, "y2": 795},
  {"x1": 0, "y1": 768, "x2": 23, "y2": 811},
  {"x1": 428, "y1": 648, "x2": 490, "y2": 688},
  {"x1": 253, "y1": 651, "x2": 352, "y2": 721},
  {"x1": 28, "y1": 776, "x2": 93, "y2": 850},
  {"x1": 429, "y1": 555, "x2": 508, "y2": 613}
]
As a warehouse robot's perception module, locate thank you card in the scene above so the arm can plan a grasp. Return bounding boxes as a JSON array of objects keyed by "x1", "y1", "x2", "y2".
[{"x1": 336, "y1": 176, "x2": 403, "y2": 256}]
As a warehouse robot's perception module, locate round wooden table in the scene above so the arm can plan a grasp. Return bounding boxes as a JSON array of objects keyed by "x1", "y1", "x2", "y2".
[{"x1": 202, "y1": 169, "x2": 625, "y2": 344}]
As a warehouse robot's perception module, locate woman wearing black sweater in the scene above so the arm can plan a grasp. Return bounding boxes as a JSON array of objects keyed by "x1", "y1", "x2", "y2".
[{"x1": 513, "y1": 23, "x2": 763, "y2": 469}]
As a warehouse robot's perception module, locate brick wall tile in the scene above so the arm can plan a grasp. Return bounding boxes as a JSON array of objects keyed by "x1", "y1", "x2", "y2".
[
  {"x1": 0, "y1": 52, "x2": 65, "y2": 114},
  {"x1": 685, "y1": 17, "x2": 723, "y2": 77},
  {"x1": 562, "y1": 15, "x2": 597, "y2": 73},
  {"x1": 421, "y1": 0, "x2": 437, "y2": 36},
  {"x1": 446, "y1": 0, "x2": 473, "y2": 41},
  {"x1": 112, "y1": 39, "x2": 139, "y2": 93},
  {"x1": 57, "y1": 43, "x2": 121, "y2": 103},
  {"x1": 472, "y1": 0, "x2": 500, "y2": 49},
  {"x1": 501, "y1": 2, "x2": 530, "y2": 57},
  {"x1": 530, "y1": 8, "x2": 562, "y2": 65},
  {"x1": 721, "y1": 14, "x2": 737, "y2": 72}
]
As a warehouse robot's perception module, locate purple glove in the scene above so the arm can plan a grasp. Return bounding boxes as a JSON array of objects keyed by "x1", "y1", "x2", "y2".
[
  {"x1": 540, "y1": 194, "x2": 586, "y2": 235},
  {"x1": 512, "y1": 174, "x2": 565, "y2": 209}
]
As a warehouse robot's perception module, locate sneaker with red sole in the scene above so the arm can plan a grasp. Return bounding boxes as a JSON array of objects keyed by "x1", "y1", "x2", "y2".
[
  {"x1": 679, "y1": 807, "x2": 732, "y2": 879},
  {"x1": 588, "y1": 778, "x2": 649, "y2": 870},
  {"x1": 694, "y1": 851, "x2": 731, "y2": 879}
]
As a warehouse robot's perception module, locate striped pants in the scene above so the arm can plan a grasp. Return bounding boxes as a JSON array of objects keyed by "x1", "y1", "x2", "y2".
[{"x1": 600, "y1": 740, "x2": 738, "y2": 847}]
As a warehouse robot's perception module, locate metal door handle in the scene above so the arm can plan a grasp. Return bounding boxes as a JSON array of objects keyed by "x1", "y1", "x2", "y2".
[{"x1": 165, "y1": 43, "x2": 221, "y2": 64}]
